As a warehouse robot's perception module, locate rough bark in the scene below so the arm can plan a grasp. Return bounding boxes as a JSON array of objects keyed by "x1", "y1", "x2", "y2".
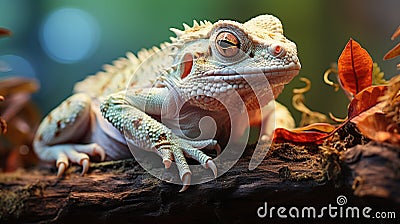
[{"x1": 0, "y1": 141, "x2": 399, "y2": 223}]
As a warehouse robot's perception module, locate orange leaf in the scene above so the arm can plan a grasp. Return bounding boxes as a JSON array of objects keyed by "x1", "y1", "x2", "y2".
[
  {"x1": 348, "y1": 85, "x2": 388, "y2": 119},
  {"x1": 272, "y1": 127, "x2": 330, "y2": 144},
  {"x1": 338, "y1": 39, "x2": 373, "y2": 95}
]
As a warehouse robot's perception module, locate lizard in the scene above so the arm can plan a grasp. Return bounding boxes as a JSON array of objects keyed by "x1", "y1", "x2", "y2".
[{"x1": 33, "y1": 14, "x2": 301, "y2": 192}]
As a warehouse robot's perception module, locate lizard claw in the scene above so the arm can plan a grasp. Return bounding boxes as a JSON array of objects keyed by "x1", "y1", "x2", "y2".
[
  {"x1": 80, "y1": 158, "x2": 90, "y2": 176},
  {"x1": 179, "y1": 172, "x2": 191, "y2": 192},
  {"x1": 57, "y1": 162, "x2": 67, "y2": 178},
  {"x1": 203, "y1": 159, "x2": 217, "y2": 178},
  {"x1": 93, "y1": 145, "x2": 106, "y2": 161},
  {"x1": 163, "y1": 159, "x2": 172, "y2": 169},
  {"x1": 215, "y1": 144, "x2": 221, "y2": 156}
]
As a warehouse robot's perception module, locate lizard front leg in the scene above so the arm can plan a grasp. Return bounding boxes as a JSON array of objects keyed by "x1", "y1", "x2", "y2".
[
  {"x1": 33, "y1": 93, "x2": 106, "y2": 177},
  {"x1": 100, "y1": 89, "x2": 217, "y2": 192},
  {"x1": 258, "y1": 101, "x2": 295, "y2": 142}
]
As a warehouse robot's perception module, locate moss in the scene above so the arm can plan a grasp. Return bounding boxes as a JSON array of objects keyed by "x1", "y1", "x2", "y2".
[
  {"x1": 0, "y1": 182, "x2": 43, "y2": 220},
  {"x1": 273, "y1": 143, "x2": 341, "y2": 184},
  {"x1": 0, "y1": 189, "x2": 28, "y2": 220}
]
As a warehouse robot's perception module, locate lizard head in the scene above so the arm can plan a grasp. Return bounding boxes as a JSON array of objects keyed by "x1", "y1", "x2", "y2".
[{"x1": 165, "y1": 14, "x2": 301, "y2": 111}]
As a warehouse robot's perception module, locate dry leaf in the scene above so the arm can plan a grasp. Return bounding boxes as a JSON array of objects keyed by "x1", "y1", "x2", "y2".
[
  {"x1": 0, "y1": 78, "x2": 40, "y2": 171},
  {"x1": 383, "y1": 25, "x2": 400, "y2": 67},
  {"x1": 390, "y1": 25, "x2": 400, "y2": 40},
  {"x1": 272, "y1": 123, "x2": 335, "y2": 144},
  {"x1": 383, "y1": 43, "x2": 400, "y2": 60},
  {"x1": 347, "y1": 85, "x2": 388, "y2": 119},
  {"x1": 0, "y1": 28, "x2": 11, "y2": 38},
  {"x1": 350, "y1": 76, "x2": 400, "y2": 145},
  {"x1": 338, "y1": 39, "x2": 373, "y2": 96},
  {"x1": 273, "y1": 127, "x2": 330, "y2": 144},
  {"x1": 353, "y1": 112, "x2": 400, "y2": 144},
  {"x1": 380, "y1": 75, "x2": 400, "y2": 132},
  {"x1": 0, "y1": 95, "x2": 6, "y2": 134},
  {"x1": 0, "y1": 77, "x2": 40, "y2": 96}
]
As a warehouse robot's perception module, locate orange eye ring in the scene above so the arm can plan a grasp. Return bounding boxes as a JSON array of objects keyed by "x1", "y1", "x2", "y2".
[{"x1": 215, "y1": 32, "x2": 240, "y2": 57}]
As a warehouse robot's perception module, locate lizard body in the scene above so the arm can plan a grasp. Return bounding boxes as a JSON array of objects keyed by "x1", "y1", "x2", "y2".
[{"x1": 34, "y1": 14, "x2": 300, "y2": 191}]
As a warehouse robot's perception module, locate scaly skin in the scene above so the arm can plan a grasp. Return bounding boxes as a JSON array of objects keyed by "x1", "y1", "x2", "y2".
[{"x1": 33, "y1": 14, "x2": 301, "y2": 191}]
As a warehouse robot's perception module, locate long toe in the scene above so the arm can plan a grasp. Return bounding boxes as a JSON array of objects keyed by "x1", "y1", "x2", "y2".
[
  {"x1": 158, "y1": 147, "x2": 173, "y2": 169},
  {"x1": 73, "y1": 143, "x2": 106, "y2": 161},
  {"x1": 163, "y1": 159, "x2": 172, "y2": 169},
  {"x1": 179, "y1": 172, "x2": 191, "y2": 192}
]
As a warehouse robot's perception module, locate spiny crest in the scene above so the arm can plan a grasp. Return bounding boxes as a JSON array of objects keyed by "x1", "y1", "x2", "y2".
[
  {"x1": 169, "y1": 19, "x2": 213, "y2": 42},
  {"x1": 74, "y1": 51, "x2": 142, "y2": 96},
  {"x1": 74, "y1": 39, "x2": 177, "y2": 97},
  {"x1": 102, "y1": 43, "x2": 169, "y2": 73}
]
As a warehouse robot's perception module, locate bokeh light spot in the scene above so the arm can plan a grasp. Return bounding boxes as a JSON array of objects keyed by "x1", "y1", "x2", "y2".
[
  {"x1": 0, "y1": 55, "x2": 35, "y2": 78},
  {"x1": 39, "y1": 8, "x2": 100, "y2": 64}
]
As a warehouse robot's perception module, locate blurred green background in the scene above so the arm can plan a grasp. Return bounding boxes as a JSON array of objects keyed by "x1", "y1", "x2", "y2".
[{"x1": 0, "y1": 0, "x2": 399, "y2": 124}]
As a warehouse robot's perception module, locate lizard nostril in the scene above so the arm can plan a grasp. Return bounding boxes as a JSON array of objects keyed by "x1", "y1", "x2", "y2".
[
  {"x1": 249, "y1": 51, "x2": 255, "y2": 58},
  {"x1": 268, "y1": 44, "x2": 286, "y2": 57},
  {"x1": 274, "y1": 45, "x2": 282, "y2": 55}
]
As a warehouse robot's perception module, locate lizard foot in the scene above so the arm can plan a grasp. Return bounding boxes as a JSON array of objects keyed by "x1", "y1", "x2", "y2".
[
  {"x1": 157, "y1": 137, "x2": 218, "y2": 192},
  {"x1": 38, "y1": 143, "x2": 106, "y2": 177}
]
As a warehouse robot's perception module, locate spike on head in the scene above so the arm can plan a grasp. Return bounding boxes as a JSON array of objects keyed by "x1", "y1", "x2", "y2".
[
  {"x1": 183, "y1": 23, "x2": 191, "y2": 30},
  {"x1": 170, "y1": 27, "x2": 184, "y2": 37},
  {"x1": 193, "y1": 20, "x2": 199, "y2": 27}
]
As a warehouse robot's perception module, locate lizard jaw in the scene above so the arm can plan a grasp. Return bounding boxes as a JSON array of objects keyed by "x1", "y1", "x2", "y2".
[{"x1": 202, "y1": 65, "x2": 300, "y2": 86}]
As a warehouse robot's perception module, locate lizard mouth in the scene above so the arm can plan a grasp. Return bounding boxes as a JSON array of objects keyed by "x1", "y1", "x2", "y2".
[{"x1": 202, "y1": 65, "x2": 300, "y2": 86}]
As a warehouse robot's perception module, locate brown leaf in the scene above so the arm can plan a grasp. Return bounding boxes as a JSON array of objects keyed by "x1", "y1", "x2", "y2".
[
  {"x1": 348, "y1": 85, "x2": 388, "y2": 119},
  {"x1": 0, "y1": 95, "x2": 6, "y2": 134},
  {"x1": 350, "y1": 75, "x2": 400, "y2": 145},
  {"x1": 383, "y1": 43, "x2": 400, "y2": 60},
  {"x1": 390, "y1": 25, "x2": 400, "y2": 40},
  {"x1": 0, "y1": 77, "x2": 40, "y2": 96},
  {"x1": 380, "y1": 75, "x2": 400, "y2": 133},
  {"x1": 338, "y1": 39, "x2": 373, "y2": 96},
  {"x1": 0, "y1": 118, "x2": 6, "y2": 134},
  {"x1": 0, "y1": 28, "x2": 12, "y2": 37},
  {"x1": 353, "y1": 112, "x2": 400, "y2": 145}
]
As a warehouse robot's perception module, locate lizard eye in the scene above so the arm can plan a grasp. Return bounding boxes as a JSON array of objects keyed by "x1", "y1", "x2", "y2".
[{"x1": 215, "y1": 32, "x2": 240, "y2": 57}]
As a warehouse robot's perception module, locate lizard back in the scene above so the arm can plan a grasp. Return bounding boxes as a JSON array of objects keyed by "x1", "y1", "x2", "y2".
[{"x1": 73, "y1": 43, "x2": 175, "y2": 98}]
